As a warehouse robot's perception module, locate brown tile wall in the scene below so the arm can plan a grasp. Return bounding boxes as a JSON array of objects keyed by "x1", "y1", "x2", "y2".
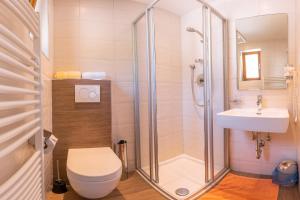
[{"x1": 52, "y1": 79, "x2": 112, "y2": 182}]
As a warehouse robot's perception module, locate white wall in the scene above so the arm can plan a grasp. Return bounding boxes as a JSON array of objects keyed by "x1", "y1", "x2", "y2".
[
  {"x1": 154, "y1": 9, "x2": 184, "y2": 162},
  {"x1": 40, "y1": 0, "x2": 54, "y2": 191},
  {"x1": 210, "y1": 0, "x2": 297, "y2": 175},
  {"x1": 295, "y1": 0, "x2": 300, "y2": 191},
  {"x1": 53, "y1": 0, "x2": 146, "y2": 171},
  {"x1": 180, "y1": 6, "x2": 226, "y2": 172},
  {"x1": 181, "y1": 8, "x2": 205, "y2": 160}
]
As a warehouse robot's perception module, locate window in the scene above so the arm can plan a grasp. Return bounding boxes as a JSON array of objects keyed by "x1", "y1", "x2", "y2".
[
  {"x1": 242, "y1": 51, "x2": 261, "y2": 81},
  {"x1": 35, "y1": 0, "x2": 49, "y2": 58},
  {"x1": 30, "y1": 0, "x2": 37, "y2": 7}
]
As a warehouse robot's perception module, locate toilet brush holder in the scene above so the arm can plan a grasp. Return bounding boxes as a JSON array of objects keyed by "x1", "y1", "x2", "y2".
[
  {"x1": 117, "y1": 140, "x2": 128, "y2": 180},
  {"x1": 52, "y1": 160, "x2": 67, "y2": 194}
]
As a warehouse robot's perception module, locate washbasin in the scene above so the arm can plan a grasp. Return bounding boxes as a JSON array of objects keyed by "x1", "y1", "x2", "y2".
[{"x1": 216, "y1": 108, "x2": 289, "y2": 133}]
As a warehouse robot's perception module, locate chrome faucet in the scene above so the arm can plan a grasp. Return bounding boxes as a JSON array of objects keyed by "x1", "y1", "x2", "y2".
[{"x1": 256, "y1": 95, "x2": 262, "y2": 115}]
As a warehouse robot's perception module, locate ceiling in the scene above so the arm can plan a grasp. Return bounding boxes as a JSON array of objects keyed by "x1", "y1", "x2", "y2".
[
  {"x1": 132, "y1": 0, "x2": 203, "y2": 16},
  {"x1": 236, "y1": 14, "x2": 288, "y2": 42}
]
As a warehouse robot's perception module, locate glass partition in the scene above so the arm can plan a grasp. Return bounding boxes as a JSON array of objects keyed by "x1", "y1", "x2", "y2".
[
  {"x1": 134, "y1": 14, "x2": 151, "y2": 178},
  {"x1": 152, "y1": 1, "x2": 207, "y2": 197},
  {"x1": 211, "y1": 12, "x2": 226, "y2": 177},
  {"x1": 133, "y1": 0, "x2": 229, "y2": 199}
]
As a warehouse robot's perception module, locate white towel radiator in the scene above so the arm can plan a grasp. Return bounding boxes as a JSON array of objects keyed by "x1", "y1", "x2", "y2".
[{"x1": 0, "y1": 0, "x2": 44, "y2": 200}]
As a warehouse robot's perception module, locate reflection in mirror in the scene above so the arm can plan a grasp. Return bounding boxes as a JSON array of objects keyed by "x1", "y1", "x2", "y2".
[{"x1": 236, "y1": 14, "x2": 288, "y2": 90}]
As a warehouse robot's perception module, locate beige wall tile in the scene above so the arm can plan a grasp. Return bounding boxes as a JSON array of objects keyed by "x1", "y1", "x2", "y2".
[{"x1": 53, "y1": 0, "x2": 185, "y2": 169}]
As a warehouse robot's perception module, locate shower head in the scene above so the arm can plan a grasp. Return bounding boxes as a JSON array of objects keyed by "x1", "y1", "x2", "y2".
[
  {"x1": 186, "y1": 27, "x2": 196, "y2": 32},
  {"x1": 186, "y1": 26, "x2": 204, "y2": 38}
]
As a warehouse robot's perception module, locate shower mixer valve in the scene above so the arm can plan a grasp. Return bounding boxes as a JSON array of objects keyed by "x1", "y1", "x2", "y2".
[{"x1": 196, "y1": 74, "x2": 204, "y2": 86}]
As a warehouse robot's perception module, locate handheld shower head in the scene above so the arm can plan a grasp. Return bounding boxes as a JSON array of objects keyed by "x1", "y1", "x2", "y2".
[
  {"x1": 186, "y1": 26, "x2": 204, "y2": 39},
  {"x1": 186, "y1": 27, "x2": 196, "y2": 32}
]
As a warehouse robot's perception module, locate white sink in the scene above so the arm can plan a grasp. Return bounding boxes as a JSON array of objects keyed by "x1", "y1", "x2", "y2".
[{"x1": 216, "y1": 108, "x2": 289, "y2": 133}]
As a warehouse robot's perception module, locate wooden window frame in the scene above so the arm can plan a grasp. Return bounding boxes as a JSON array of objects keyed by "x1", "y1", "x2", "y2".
[{"x1": 242, "y1": 51, "x2": 261, "y2": 81}]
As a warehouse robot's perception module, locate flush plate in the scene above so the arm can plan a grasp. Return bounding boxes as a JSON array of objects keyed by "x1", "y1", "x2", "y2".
[{"x1": 75, "y1": 85, "x2": 100, "y2": 103}]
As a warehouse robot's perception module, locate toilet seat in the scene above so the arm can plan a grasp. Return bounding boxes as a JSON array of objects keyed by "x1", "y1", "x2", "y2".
[{"x1": 67, "y1": 147, "x2": 122, "y2": 182}]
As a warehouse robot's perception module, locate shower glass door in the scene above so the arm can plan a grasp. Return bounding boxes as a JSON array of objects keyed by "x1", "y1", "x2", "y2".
[
  {"x1": 133, "y1": 0, "x2": 229, "y2": 199},
  {"x1": 151, "y1": 0, "x2": 208, "y2": 197},
  {"x1": 133, "y1": 14, "x2": 152, "y2": 179},
  {"x1": 210, "y1": 12, "x2": 228, "y2": 178}
]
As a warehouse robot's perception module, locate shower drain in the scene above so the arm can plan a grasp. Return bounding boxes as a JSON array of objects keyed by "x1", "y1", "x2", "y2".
[{"x1": 175, "y1": 188, "x2": 190, "y2": 196}]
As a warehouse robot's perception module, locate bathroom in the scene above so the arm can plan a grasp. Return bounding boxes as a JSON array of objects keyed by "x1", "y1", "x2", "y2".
[{"x1": 0, "y1": 0, "x2": 300, "y2": 199}]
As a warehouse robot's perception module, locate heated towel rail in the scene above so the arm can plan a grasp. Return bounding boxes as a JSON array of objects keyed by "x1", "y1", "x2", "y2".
[{"x1": 0, "y1": 0, "x2": 43, "y2": 200}]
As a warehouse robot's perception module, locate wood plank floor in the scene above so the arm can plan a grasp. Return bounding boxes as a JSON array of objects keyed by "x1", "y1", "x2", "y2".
[
  {"x1": 47, "y1": 173, "x2": 165, "y2": 200},
  {"x1": 47, "y1": 172, "x2": 299, "y2": 200},
  {"x1": 231, "y1": 171, "x2": 300, "y2": 200}
]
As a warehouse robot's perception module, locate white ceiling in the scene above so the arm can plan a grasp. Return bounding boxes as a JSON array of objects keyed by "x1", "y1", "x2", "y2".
[
  {"x1": 132, "y1": 0, "x2": 203, "y2": 16},
  {"x1": 236, "y1": 14, "x2": 288, "y2": 42}
]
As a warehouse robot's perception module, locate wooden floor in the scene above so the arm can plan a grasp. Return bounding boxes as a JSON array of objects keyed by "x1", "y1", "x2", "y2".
[
  {"x1": 47, "y1": 172, "x2": 299, "y2": 200},
  {"x1": 47, "y1": 173, "x2": 165, "y2": 200},
  {"x1": 231, "y1": 171, "x2": 300, "y2": 200}
]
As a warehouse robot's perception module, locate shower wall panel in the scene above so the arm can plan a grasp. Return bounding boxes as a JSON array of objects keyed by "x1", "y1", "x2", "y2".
[
  {"x1": 180, "y1": 8, "x2": 205, "y2": 161},
  {"x1": 154, "y1": 8, "x2": 184, "y2": 162},
  {"x1": 211, "y1": 13, "x2": 226, "y2": 174}
]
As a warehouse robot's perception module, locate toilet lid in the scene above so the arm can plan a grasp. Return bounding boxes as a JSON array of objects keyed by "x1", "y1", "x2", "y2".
[{"x1": 67, "y1": 147, "x2": 122, "y2": 182}]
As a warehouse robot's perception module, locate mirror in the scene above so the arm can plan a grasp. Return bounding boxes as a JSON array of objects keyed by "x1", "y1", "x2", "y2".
[{"x1": 236, "y1": 14, "x2": 288, "y2": 90}]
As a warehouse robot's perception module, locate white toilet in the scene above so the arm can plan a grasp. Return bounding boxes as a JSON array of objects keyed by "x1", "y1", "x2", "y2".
[{"x1": 67, "y1": 147, "x2": 122, "y2": 199}]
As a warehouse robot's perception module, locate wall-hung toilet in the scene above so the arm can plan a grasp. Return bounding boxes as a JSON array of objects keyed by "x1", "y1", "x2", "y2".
[{"x1": 67, "y1": 147, "x2": 122, "y2": 199}]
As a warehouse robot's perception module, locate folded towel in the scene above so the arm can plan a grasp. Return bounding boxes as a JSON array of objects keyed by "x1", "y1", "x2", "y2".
[
  {"x1": 82, "y1": 72, "x2": 107, "y2": 80},
  {"x1": 54, "y1": 71, "x2": 81, "y2": 79}
]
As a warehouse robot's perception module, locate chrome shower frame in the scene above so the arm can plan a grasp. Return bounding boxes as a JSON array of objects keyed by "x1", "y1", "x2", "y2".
[{"x1": 132, "y1": 0, "x2": 230, "y2": 199}]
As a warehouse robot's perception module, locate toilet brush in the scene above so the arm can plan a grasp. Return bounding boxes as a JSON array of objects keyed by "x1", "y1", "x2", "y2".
[{"x1": 52, "y1": 160, "x2": 67, "y2": 194}]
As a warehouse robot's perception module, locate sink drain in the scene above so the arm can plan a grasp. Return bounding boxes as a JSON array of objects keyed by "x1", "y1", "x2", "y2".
[{"x1": 175, "y1": 188, "x2": 190, "y2": 196}]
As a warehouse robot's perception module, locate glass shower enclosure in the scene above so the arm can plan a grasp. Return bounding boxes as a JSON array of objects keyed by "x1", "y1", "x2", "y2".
[{"x1": 133, "y1": 0, "x2": 229, "y2": 199}]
